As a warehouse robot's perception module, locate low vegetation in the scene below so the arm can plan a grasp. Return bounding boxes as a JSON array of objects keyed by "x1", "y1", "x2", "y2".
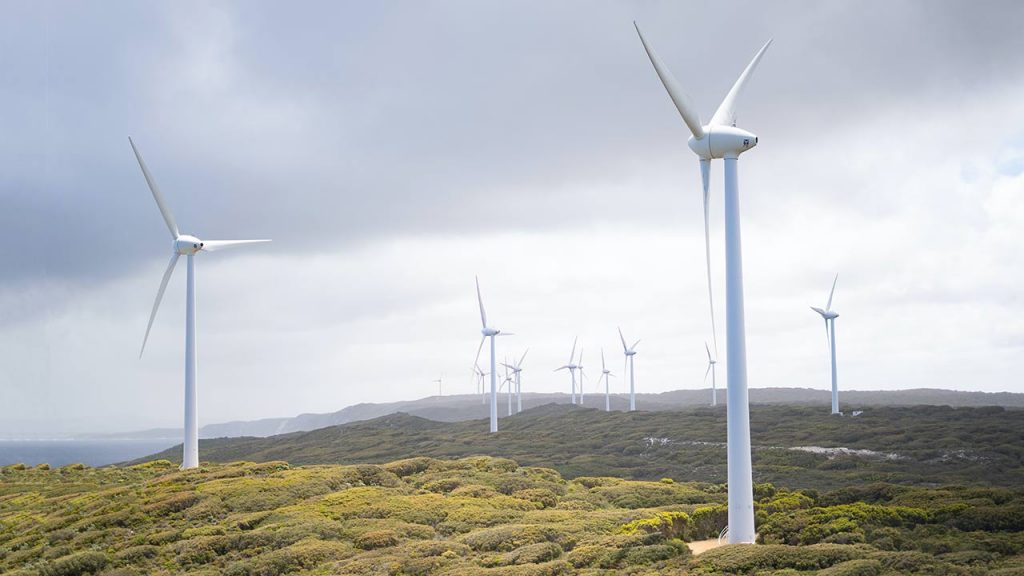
[{"x1": 2, "y1": 456, "x2": 1023, "y2": 574}]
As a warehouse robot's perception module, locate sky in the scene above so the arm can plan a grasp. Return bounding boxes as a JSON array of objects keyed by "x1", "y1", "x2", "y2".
[{"x1": 2, "y1": 1, "x2": 1023, "y2": 436}]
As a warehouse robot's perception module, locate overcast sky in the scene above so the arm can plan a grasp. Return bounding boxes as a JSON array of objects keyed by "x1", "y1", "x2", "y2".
[{"x1": 2, "y1": 1, "x2": 1023, "y2": 436}]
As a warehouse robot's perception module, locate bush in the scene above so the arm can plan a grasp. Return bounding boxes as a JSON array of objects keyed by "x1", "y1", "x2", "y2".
[
  {"x1": 39, "y1": 551, "x2": 109, "y2": 576},
  {"x1": 817, "y1": 559, "x2": 882, "y2": 576},
  {"x1": 618, "y1": 511, "x2": 691, "y2": 541},
  {"x1": 354, "y1": 530, "x2": 399, "y2": 550},
  {"x1": 696, "y1": 543, "x2": 862, "y2": 573}
]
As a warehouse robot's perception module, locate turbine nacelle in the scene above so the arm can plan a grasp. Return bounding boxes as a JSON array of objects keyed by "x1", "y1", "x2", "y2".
[
  {"x1": 689, "y1": 126, "x2": 759, "y2": 160},
  {"x1": 174, "y1": 235, "x2": 205, "y2": 255},
  {"x1": 481, "y1": 327, "x2": 500, "y2": 337}
]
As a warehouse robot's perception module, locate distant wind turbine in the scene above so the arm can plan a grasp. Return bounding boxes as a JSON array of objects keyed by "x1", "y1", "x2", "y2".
[
  {"x1": 618, "y1": 328, "x2": 640, "y2": 411},
  {"x1": 131, "y1": 137, "x2": 270, "y2": 470},
  {"x1": 705, "y1": 342, "x2": 718, "y2": 407},
  {"x1": 434, "y1": 377, "x2": 443, "y2": 397},
  {"x1": 598, "y1": 349, "x2": 615, "y2": 412},
  {"x1": 635, "y1": 21, "x2": 771, "y2": 545},
  {"x1": 474, "y1": 277, "x2": 511, "y2": 433},
  {"x1": 811, "y1": 274, "x2": 841, "y2": 415},
  {"x1": 554, "y1": 337, "x2": 580, "y2": 404},
  {"x1": 577, "y1": 346, "x2": 586, "y2": 405},
  {"x1": 502, "y1": 349, "x2": 528, "y2": 414},
  {"x1": 472, "y1": 364, "x2": 488, "y2": 405}
]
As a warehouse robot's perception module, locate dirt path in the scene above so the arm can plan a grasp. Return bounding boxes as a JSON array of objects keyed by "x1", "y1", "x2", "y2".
[{"x1": 687, "y1": 538, "x2": 725, "y2": 555}]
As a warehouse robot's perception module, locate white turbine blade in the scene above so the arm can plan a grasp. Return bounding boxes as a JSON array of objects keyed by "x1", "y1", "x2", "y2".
[
  {"x1": 474, "y1": 336, "x2": 486, "y2": 368},
  {"x1": 517, "y1": 348, "x2": 529, "y2": 369},
  {"x1": 632, "y1": 339, "x2": 641, "y2": 350},
  {"x1": 705, "y1": 341, "x2": 713, "y2": 362},
  {"x1": 475, "y1": 276, "x2": 488, "y2": 329},
  {"x1": 601, "y1": 349, "x2": 606, "y2": 373},
  {"x1": 202, "y1": 239, "x2": 271, "y2": 252},
  {"x1": 826, "y1": 273, "x2": 839, "y2": 311},
  {"x1": 634, "y1": 22, "x2": 705, "y2": 139},
  {"x1": 498, "y1": 332, "x2": 514, "y2": 337},
  {"x1": 709, "y1": 39, "x2": 773, "y2": 127},
  {"x1": 824, "y1": 319, "x2": 831, "y2": 351},
  {"x1": 701, "y1": 158, "x2": 718, "y2": 358},
  {"x1": 569, "y1": 336, "x2": 578, "y2": 364},
  {"x1": 618, "y1": 327, "x2": 628, "y2": 352},
  {"x1": 139, "y1": 253, "x2": 180, "y2": 358},
  {"x1": 810, "y1": 306, "x2": 828, "y2": 318},
  {"x1": 554, "y1": 366, "x2": 569, "y2": 372},
  {"x1": 129, "y1": 137, "x2": 179, "y2": 238},
  {"x1": 704, "y1": 363, "x2": 712, "y2": 384}
]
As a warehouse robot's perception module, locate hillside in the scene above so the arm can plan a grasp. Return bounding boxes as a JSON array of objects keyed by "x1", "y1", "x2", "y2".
[
  {"x1": 138, "y1": 404, "x2": 1024, "y2": 491},
  {"x1": 3, "y1": 457, "x2": 1023, "y2": 575},
  {"x1": 102, "y1": 387, "x2": 1024, "y2": 440}
]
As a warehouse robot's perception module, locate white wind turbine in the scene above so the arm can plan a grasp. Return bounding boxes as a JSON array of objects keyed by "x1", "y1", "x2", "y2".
[
  {"x1": 472, "y1": 364, "x2": 489, "y2": 405},
  {"x1": 577, "y1": 346, "x2": 586, "y2": 405},
  {"x1": 474, "y1": 277, "x2": 511, "y2": 433},
  {"x1": 705, "y1": 342, "x2": 718, "y2": 407},
  {"x1": 554, "y1": 337, "x2": 580, "y2": 404},
  {"x1": 811, "y1": 274, "x2": 841, "y2": 415},
  {"x1": 502, "y1": 349, "x2": 528, "y2": 414},
  {"x1": 635, "y1": 22, "x2": 771, "y2": 545},
  {"x1": 501, "y1": 362, "x2": 514, "y2": 416},
  {"x1": 598, "y1": 349, "x2": 615, "y2": 412},
  {"x1": 618, "y1": 328, "x2": 640, "y2": 411},
  {"x1": 434, "y1": 377, "x2": 443, "y2": 397},
  {"x1": 132, "y1": 137, "x2": 270, "y2": 470}
]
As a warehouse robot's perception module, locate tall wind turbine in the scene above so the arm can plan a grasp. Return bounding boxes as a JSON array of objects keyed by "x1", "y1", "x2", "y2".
[
  {"x1": 577, "y1": 346, "x2": 586, "y2": 405},
  {"x1": 598, "y1": 349, "x2": 615, "y2": 412},
  {"x1": 618, "y1": 328, "x2": 640, "y2": 411},
  {"x1": 554, "y1": 337, "x2": 579, "y2": 404},
  {"x1": 132, "y1": 137, "x2": 270, "y2": 470},
  {"x1": 473, "y1": 364, "x2": 488, "y2": 405},
  {"x1": 635, "y1": 23, "x2": 771, "y2": 544},
  {"x1": 811, "y1": 274, "x2": 841, "y2": 415},
  {"x1": 434, "y1": 377, "x2": 443, "y2": 397},
  {"x1": 502, "y1": 349, "x2": 528, "y2": 414},
  {"x1": 474, "y1": 277, "x2": 510, "y2": 433},
  {"x1": 705, "y1": 342, "x2": 718, "y2": 407}
]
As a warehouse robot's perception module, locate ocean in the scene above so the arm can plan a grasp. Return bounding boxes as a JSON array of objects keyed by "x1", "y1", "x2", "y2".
[{"x1": 0, "y1": 439, "x2": 178, "y2": 467}]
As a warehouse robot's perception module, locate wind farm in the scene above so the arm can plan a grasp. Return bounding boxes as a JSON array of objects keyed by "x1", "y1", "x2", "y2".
[{"x1": 3, "y1": 3, "x2": 1024, "y2": 575}]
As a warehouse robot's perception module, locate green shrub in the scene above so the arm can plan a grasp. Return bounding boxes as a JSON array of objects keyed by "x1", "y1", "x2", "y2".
[
  {"x1": 39, "y1": 551, "x2": 109, "y2": 576},
  {"x1": 505, "y1": 542, "x2": 562, "y2": 565},
  {"x1": 354, "y1": 529, "x2": 399, "y2": 550},
  {"x1": 817, "y1": 559, "x2": 882, "y2": 576},
  {"x1": 618, "y1": 511, "x2": 691, "y2": 541}
]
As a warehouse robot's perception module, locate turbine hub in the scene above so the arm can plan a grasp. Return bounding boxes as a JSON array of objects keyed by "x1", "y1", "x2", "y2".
[
  {"x1": 689, "y1": 125, "x2": 758, "y2": 159},
  {"x1": 482, "y1": 327, "x2": 499, "y2": 337},
  {"x1": 174, "y1": 234, "x2": 204, "y2": 255}
]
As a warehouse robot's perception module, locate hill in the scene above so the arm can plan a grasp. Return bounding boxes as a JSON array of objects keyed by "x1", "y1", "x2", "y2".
[
  {"x1": 102, "y1": 387, "x2": 1024, "y2": 440},
  {"x1": 3, "y1": 457, "x2": 1023, "y2": 575},
  {"x1": 137, "y1": 403, "x2": 1024, "y2": 491}
]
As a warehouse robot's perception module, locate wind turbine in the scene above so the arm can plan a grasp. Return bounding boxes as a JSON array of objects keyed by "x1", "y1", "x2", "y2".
[
  {"x1": 811, "y1": 274, "x2": 840, "y2": 415},
  {"x1": 434, "y1": 377, "x2": 443, "y2": 397},
  {"x1": 502, "y1": 362, "x2": 514, "y2": 416},
  {"x1": 618, "y1": 328, "x2": 640, "y2": 411},
  {"x1": 132, "y1": 137, "x2": 270, "y2": 470},
  {"x1": 705, "y1": 342, "x2": 718, "y2": 407},
  {"x1": 554, "y1": 337, "x2": 579, "y2": 404},
  {"x1": 598, "y1": 349, "x2": 615, "y2": 412},
  {"x1": 473, "y1": 364, "x2": 489, "y2": 405},
  {"x1": 502, "y1": 349, "x2": 528, "y2": 414},
  {"x1": 635, "y1": 22, "x2": 771, "y2": 545},
  {"x1": 577, "y1": 346, "x2": 586, "y2": 405},
  {"x1": 474, "y1": 277, "x2": 511, "y2": 433}
]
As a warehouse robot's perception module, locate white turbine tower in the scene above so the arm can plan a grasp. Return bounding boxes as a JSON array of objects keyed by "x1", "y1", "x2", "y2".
[
  {"x1": 618, "y1": 328, "x2": 640, "y2": 411},
  {"x1": 705, "y1": 342, "x2": 718, "y2": 407},
  {"x1": 635, "y1": 22, "x2": 771, "y2": 545},
  {"x1": 811, "y1": 274, "x2": 841, "y2": 415},
  {"x1": 473, "y1": 364, "x2": 489, "y2": 405},
  {"x1": 132, "y1": 137, "x2": 270, "y2": 470},
  {"x1": 598, "y1": 349, "x2": 615, "y2": 412},
  {"x1": 474, "y1": 277, "x2": 510, "y2": 433},
  {"x1": 554, "y1": 337, "x2": 579, "y2": 404},
  {"x1": 502, "y1": 349, "x2": 528, "y2": 414},
  {"x1": 577, "y1": 347, "x2": 586, "y2": 405},
  {"x1": 434, "y1": 377, "x2": 443, "y2": 397}
]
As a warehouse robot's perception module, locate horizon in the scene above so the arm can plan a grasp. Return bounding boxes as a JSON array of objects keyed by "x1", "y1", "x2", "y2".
[{"x1": 3, "y1": 1, "x2": 1024, "y2": 437}]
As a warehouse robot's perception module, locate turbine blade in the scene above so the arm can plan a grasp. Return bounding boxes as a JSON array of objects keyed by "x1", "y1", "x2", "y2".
[
  {"x1": 618, "y1": 327, "x2": 628, "y2": 352},
  {"x1": 474, "y1": 336, "x2": 486, "y2": 368},
  {"x1": 129, "y1": 137, "x2": 179, "y2": 238},
  {"x1": 498, "y1": 332, "x2": 514, "y2": 337},
  {"x1": 475, "y1": 276, "x2": 488, "y2": 329},
  {"x1": 827, "y1": 273, "x2": 839, "y2": 311},
  {"x1": 704, "y1": 363, "x2": 712, "y2": 383},
  {"x1": 706, "y1": 341, "x2": 712, "y2": 362},
  {"x1": 634, "y1": 22, "x2": 705, "y2": 139},
  {"x1": 202, "y1": 239, "x2": 271, "y2": 252},
  {"x1": 569, "y1": 336, "x2": 578, "y2": 364},
  {"x1": 555, "y1": 366, "x2": 569, "y2": 372},
  {"x1": 824, "y1": 319, "x2": 831, "y2": 351},
  {"x1": 517, "y1": 348, "x2": 529, "y2": 368},
  {"x1": 709, "y1": 39, "x2": 773, "y2": 127},
  {"x1": 632, "y1": 339, "x2": 641, "y2": 350},
  {"x1": 701, "y1": 159, "x2": 718, "y2": 358},
  {"x1": 811, "y1": 306, "x2": 828, "y2": 318},
  {"x1": 140, "y1": 253, "x2": 180, "y2": 358},
  {"x1": 601, "y1": 349, "x2": 606, "y2": 372}
]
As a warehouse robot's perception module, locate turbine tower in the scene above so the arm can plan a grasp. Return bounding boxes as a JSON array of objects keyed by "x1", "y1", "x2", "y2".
[
  {"x1": 502, "y1": 349, "x2": 528, "y2": 414},
  {"x1": 434, "y1": 377, "x2": 443, "y2": 397},
  {"x1": 705, "y1": 342, "x2": 718, "y2": 407},
  {"x1": 474, "y1": 277, "x2": 510, "y2": 433},
  {"x1": 554, "y1": 337, "x2": 579, "y2": 404},
  {"x1": 473, "y1": 364, "x2": 489, "y2": 405},
  {"x1": 635, "y1": 23, "x2": 771, "y2": 545},
  {"x1": 618, "y1": 328, "x2": 640, "y2": 411},
  {"x1": 599, "y1": 349, "x2": 615, "y2": 412},
  {"x1": 132, "y1": 137, "x2": 270, "y2": 470},
  {"x1": 577, "y1": 347, "x2": 586, "y2": 405},
  {"x1": 811, "y1": 274, "x2": 841, "y2": 415}
]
